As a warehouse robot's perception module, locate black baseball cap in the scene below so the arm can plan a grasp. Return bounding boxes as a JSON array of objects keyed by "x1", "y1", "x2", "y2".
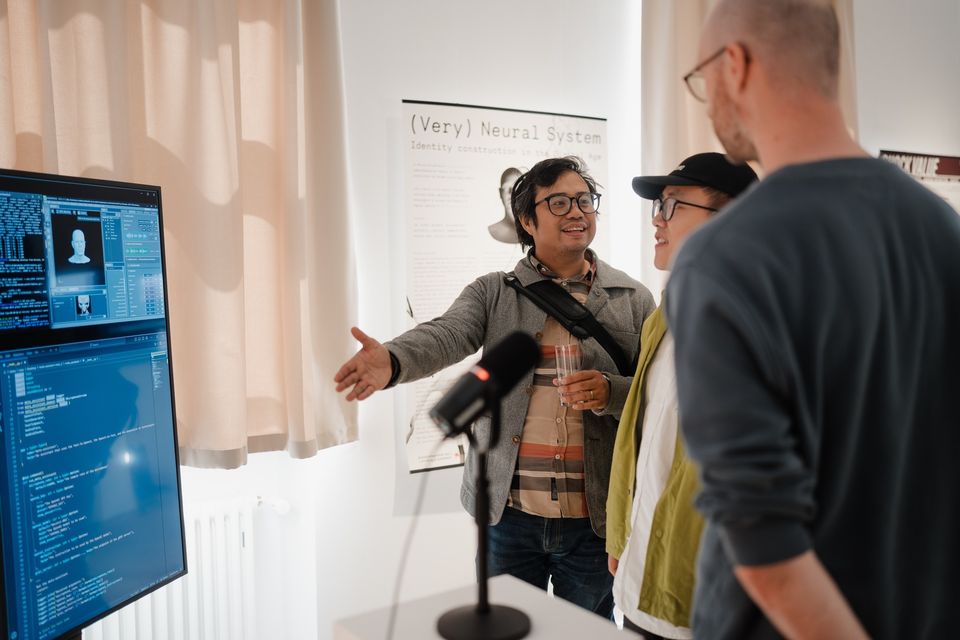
[{"x1": 632, "y1": 152, "x2": 758, "y2": 200}]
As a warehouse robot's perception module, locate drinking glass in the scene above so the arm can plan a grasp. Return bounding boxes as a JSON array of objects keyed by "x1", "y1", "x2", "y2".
[{"x1": 555, "y1": 343, "x2": 582, "y2": 407}]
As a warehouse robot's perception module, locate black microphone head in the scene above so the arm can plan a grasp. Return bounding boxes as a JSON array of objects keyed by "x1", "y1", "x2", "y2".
[
  {"x1": 476, "y1": 331, "x2": 541, "y2": 394},
  {"x1": 428, "y1": 331, "x2": 540, "y2": 436}
]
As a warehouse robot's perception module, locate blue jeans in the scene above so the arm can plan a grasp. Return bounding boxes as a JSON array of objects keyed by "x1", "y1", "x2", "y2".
[{"x1": 486, "y1": 506, "x2": 614, "y2": 619}]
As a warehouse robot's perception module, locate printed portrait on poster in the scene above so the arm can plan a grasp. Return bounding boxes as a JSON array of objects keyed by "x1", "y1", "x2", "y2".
[{"x1": 487, "y1": 167, "x2": 523, "y2": 244}]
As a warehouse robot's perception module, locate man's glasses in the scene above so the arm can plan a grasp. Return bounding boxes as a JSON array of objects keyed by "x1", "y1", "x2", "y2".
[
  {"x1": 651, "y1": 197, "x2": 717, "y2": 222},
  {"x1": 536, "y1": 192, "x2": 601, "y2": 216},
  {"x1": 682, "y1": 46, "x2": 726, "y2": 102}
]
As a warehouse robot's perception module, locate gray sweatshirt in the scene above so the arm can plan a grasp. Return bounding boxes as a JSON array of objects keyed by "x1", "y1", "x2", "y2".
[{"x1": 667, "y1": 158, "x2": 960, "y2": 639}]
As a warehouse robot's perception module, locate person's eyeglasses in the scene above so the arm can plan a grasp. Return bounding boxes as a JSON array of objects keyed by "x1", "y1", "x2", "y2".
[
  {"x1": 682, "y1": 45, "x2": 726, "y2": 102},
  {"x1": 651, "y1": 197, "x2": 717, "y2": 222},
  {"x1": 535, "y1": 192, "x2": 601, "y2": 216}
]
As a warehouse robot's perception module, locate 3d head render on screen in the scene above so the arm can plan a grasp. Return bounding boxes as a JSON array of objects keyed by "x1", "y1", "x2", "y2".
[
  {"x1": 605, "y1": 153, "x2": 757, "y2": 640},
  {"x1": 68, "y1": 228, "x2": 91, "y2": 264},
  {"x1": 77, "y1": 294, "x2": 91, "y2": 316},
  {"x1": 333, "y1": 156, "x2": 656, "y2": 619},
  {"x1": 664, "y1": 1, "x2": 960, "y2": 638}
]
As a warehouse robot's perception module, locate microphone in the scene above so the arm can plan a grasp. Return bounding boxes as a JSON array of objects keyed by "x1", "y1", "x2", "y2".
[{"x1": 430, "y1": 331, "x2": 540, "y2": 436}]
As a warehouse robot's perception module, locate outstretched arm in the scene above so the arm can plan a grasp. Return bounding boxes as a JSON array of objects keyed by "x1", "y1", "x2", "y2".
[
  {"x1": 333, "y1": 327, "x2": 393, "y2": 401},
  {"x1": 735, "y1": 551, "x2": 868, "y2": 640}
]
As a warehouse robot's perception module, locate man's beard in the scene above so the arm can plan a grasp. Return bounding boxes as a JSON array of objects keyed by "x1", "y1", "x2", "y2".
[{"x1": 710, "y1": 81, "x2": 758, "y2": 164}]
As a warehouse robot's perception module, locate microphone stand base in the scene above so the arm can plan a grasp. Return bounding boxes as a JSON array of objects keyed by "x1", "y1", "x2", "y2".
[{"x1": 437, "y1": 603, "x2": 531, "y2": 640}]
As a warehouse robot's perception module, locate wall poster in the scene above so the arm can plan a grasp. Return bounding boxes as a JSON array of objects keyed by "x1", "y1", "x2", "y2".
[
  {"x1": 880, "y1": 150, "x2": 960, "y2": 213},
  {"x1": 400, "y1": 100, "x2": 609, "y2": 472}
]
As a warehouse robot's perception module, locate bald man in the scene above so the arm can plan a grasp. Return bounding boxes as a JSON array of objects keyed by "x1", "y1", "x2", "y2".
[{"x1": 665, "y1": 1, "x2": 960, "y2": 639}]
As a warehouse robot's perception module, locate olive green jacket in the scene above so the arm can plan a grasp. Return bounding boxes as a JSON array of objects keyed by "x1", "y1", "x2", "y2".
[{"x1": 605, "y1": 303, "x2": 704, "y2": 627}]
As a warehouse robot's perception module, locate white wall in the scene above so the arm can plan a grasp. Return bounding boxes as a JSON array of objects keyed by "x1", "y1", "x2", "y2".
[
  {"x1": 853, "y1": 0, "x2": 960, "y2": 156},
  {"x1": 175, "y1": 2, "x2": 960, "y2": 639},
  {"x1": 338, "y1": 0, "x2": 650, "y2": 314},
  {"x1": 179, "y1": 456, "x2": 319, "y2": 640}
]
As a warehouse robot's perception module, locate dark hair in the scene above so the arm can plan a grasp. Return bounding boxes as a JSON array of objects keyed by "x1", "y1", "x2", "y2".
[
  {"x1": 511, "y1": 156, "x2": 599, "y2": 250},
  {"x1": 702, "y1": 186, "x2": 735, "y2": 210}
]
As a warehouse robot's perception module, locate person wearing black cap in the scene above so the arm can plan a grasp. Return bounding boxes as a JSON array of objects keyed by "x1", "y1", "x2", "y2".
[{"x1": 606, "y1": 152, "x2": 757, "y2": 639}]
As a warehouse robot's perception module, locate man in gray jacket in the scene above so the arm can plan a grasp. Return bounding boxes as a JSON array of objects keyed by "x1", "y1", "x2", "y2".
[{"x1": 335, "y1": 156, "x2": 654, "y2": 618}]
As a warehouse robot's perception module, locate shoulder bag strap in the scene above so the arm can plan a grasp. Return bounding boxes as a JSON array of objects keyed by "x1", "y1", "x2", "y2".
[{"x1": 504, "y1": 272, "x2": 632, "y2": 376}]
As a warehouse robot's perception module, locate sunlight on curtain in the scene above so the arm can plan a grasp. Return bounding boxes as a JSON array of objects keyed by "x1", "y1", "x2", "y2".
[{"x1": 0, "y1": 0, "x2": 358, "y2": 467}]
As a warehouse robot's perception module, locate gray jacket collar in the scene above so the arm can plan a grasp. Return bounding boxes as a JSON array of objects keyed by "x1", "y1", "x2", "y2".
[
  {"x1": 512, "y1": 250, "x2": 638, "y2": 291},
  {"x1": 511, "y1": 250, "x2": 638, "y2": 317}
]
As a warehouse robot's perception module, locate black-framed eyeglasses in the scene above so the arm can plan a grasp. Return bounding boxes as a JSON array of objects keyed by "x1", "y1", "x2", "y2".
[
  {"x1": 535, "y1": 192, "x2": 601, "y2": 216},
  {"x1": 651, "y1": 197, "x2": 717, "y2": 222},
  {"x1": 682, "y1": 45, "x2": 726, "y2": 102}
]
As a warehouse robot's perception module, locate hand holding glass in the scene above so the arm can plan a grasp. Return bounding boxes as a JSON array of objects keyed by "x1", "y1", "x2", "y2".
[{"x1": 555, "y1": 344, "x2": 582, "y2": 407}]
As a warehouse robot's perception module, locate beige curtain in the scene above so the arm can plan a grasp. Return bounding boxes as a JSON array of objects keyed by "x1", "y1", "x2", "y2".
[
  {"x1": 0, "y1": 0, "x2": 358, "y2": 468},
  {"x1": 640, "y1": 0, "x2": 722, "y2": 178},
  {"x1": 638, "y1": 0, "x2": 720, "y2": 294}
]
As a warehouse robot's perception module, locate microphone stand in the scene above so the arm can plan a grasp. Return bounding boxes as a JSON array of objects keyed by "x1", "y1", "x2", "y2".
[{"x1": 437, "y1": 385, "x2": 531, "y2": 640}]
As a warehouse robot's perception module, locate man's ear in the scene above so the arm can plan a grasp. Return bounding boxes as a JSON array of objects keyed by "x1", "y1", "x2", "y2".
[
  {"x1": 519, "y1": 214, "x2": 536, "y2": 234},
  {"x1": 724, "y1": 42, "x2": 751, "y2": 97}
]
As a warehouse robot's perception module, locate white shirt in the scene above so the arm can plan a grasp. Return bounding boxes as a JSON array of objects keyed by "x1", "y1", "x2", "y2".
[{"x1": 611, "y1": 333, "x2": 691, "y2": 639}]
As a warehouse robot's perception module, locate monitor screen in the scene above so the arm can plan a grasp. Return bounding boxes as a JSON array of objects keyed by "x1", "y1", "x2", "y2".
[{"x1": 0, "y1": 169, "x2": 185, "y2": 640}]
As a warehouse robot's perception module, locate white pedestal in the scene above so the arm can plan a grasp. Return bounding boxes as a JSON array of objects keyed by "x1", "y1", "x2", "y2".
[{"x1": 333, "y1": 574, "x2": 624, "y2": 639}]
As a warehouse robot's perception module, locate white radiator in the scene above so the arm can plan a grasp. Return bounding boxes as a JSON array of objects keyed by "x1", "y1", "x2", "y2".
[{"x1": 84, "y1": 497, "x2": 259, "y2": 640}]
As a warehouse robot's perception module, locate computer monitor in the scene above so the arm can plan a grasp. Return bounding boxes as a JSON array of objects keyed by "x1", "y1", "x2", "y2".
[{"x1": 0, "y1": 169, "x2": 186, "y2": 640}]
